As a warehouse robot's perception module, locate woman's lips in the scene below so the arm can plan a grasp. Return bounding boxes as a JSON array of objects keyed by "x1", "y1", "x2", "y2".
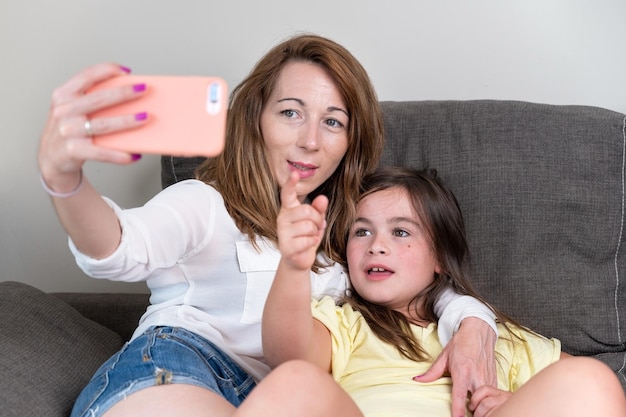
[{"x1": 288, "y1": 161, "x2": 318, "y2": 179}]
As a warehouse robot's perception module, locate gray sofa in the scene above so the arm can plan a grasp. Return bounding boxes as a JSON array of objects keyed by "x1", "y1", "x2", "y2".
[{"x1": 2, "y1": 99, "x2": 625, "y2": 416}]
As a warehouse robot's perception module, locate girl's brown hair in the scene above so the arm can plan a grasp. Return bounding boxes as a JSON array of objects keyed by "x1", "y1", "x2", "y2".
[
  {"x1": 343, "y1": 166, "x2": 525, "y2": 361},
  {"x1": 195, "y1": 34, "x2": 384, "y2": 268}
]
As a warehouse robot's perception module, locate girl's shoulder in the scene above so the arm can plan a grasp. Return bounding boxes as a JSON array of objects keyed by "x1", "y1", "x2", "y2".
[
  {"x1": 312, "y1": 296, "x2": 364, "y2": 330},
  {"x1": 495, "y1": 322, "x2": 561, "y2": 383}
]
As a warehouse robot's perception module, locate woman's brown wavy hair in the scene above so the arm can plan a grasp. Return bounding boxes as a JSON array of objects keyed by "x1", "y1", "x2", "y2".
[{"x1": 195, "y1": 34, "x2": 384, "y2": 269}]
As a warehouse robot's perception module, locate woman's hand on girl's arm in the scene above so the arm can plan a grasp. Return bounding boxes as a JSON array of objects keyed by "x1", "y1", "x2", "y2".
[
  {"x1": 414, "y1": 317, "x2": 497, "y2": 417},
  {"x1": 422, "y1": 289, "x2": 498, "y2": 416}
]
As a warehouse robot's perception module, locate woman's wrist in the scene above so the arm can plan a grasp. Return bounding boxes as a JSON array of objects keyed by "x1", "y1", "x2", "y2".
[
  {"x1": 435, "y1": 292, "x2": 498, "y2": 345},
  {"x1": 39, "y1": 170, "x2": 84, "y2": 198}
]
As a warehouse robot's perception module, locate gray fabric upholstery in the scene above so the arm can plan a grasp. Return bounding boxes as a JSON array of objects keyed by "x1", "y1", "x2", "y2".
[
  {"x1": 0, "y1": 281, "x2": 123, "y2": 417},
  {"x1": 53, "y1": 292, "x2": 150, "y2": 342},
  {"x1": 161, "y1": 155, "x2": 206, "y2": 189},
  {"x1": 160, "y1": 99, "x2": 626, "y2": 390}
]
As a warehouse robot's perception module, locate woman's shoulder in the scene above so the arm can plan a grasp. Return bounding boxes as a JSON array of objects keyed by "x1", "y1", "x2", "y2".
[
  {"x1": 161, "y1": 178, "x2": 219, "y2": 193},
  {"x1": 139, "y1": 179, "x2": 230, "y2": 223},
  {"x1": 152, "y1": 179, "x2": 224, "y2": 204}
]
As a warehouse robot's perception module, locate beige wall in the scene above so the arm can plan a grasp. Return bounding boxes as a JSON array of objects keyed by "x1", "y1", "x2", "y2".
[{"x1": 2, "y1": 0, "x2": 625, "y2": 293}]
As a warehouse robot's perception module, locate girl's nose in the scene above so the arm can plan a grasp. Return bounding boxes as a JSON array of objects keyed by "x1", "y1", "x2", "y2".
[{"x1": 368, "y1": 237, "x2": 388, "y2": 255}]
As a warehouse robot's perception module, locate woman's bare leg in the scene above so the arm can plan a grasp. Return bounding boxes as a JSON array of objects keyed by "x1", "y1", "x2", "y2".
[
  {"x1": 103, "y1": 385, "x2": 236, "y2": 417},
  {"x1": 489, "y1": 357, "x2": 626, "y2": 417},
  {"x1": 233, "y1": 360, "x2": 364, "y2": 417}
]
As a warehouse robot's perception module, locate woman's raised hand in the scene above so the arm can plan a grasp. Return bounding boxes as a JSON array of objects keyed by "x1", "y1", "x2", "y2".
[{"x1": 38, "y1": 62, "x2": 148, "y2": 194}]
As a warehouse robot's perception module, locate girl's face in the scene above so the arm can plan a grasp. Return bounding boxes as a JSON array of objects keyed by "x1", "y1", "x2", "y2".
[
  {"x1": 260, "y1": 61, "x2": 349, "y2": 202},
  {"x1": 346, "y1": 187, "x2": 441, "y2": 321}
]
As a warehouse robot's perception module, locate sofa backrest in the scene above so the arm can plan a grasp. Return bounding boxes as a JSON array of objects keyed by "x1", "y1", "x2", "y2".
[{"x1": 160, "y1": 99, "x2": 626, "y2": 388}]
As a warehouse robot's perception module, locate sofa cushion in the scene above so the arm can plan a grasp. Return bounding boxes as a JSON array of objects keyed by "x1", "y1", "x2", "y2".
[
  {"x1": 0, "y1": 281, "x2": 123, "y2": 417},
  {"x1": 379, "y1": 100, "x2": 626, "y2": 385},
  {"x1": 53, "y1": 292, "x2": 150, "y2": 342},
  {"x1": 161, "y1": 155, "x2": 206, "y2": 189}
]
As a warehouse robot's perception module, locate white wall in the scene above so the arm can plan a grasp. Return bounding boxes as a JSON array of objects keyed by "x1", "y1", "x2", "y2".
[{"x1": 2, "y1": 0, "x2": 625, "y2": 293}]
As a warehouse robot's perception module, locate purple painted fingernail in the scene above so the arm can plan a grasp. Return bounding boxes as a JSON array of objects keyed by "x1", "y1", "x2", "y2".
[
  {"x1": 133, "y1": 83, "x2": 146, "y2": 93},
  {"x1": 135, "y1": 112, "x2": 148, "y2": 121},
  {"x1": 119, "y1": 65, "x2": 132, "y2": 74},
  {"x1": 131, "y1": 154, "x2": 142, "y2": 161}
]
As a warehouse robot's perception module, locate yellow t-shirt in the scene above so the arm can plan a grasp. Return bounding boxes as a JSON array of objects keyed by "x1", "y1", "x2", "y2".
[{"x1": 311, "y1": 296, "x2": 561, "y2": 417}]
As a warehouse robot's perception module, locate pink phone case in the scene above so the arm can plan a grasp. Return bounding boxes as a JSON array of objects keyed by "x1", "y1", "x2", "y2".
[{"x1": 90, "y1": 75, "x2": 227, "y2": 157}]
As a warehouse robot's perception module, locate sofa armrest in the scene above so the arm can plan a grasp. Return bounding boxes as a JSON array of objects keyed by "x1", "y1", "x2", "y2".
[{"x1": 52, "y1": 292, "x2": 150, "y2": 342}]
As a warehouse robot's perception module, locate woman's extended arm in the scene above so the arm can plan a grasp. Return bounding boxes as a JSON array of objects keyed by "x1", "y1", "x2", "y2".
[{"x1": 37, "y1": 62, "x2": 148, "y2": 259}]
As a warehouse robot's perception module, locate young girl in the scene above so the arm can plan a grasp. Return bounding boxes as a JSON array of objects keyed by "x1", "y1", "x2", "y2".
[{"x1": 256, "y1": 166, "x2": 626, "y2": 417}]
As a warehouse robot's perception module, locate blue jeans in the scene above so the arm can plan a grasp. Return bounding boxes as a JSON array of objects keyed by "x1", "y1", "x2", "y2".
[{"x1": 71, "y1": 326, "x2": 257, "y2": 417}]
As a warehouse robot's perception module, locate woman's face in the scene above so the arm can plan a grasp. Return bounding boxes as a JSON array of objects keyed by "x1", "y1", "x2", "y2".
[
  {"x1": 346, "y1": 187, "x2": 441, "y2": 321},
  {"x1": 260, "y1": 61, "x2": 349, "y2": 202}
]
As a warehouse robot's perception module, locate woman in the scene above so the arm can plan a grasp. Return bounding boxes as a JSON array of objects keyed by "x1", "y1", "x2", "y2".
[{"x1": 38, "y1": 34, "x2": 498, "y2": 417}]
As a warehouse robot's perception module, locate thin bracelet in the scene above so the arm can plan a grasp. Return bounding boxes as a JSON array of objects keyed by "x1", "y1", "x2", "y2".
[{"x1": 39, "y1": 170, "x2": 84, "y2": 198}]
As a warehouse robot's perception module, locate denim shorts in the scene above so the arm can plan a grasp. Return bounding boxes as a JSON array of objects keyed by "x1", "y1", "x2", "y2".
[{"x1": 71, "y1": 326, "x2": 257, "y2": 417}]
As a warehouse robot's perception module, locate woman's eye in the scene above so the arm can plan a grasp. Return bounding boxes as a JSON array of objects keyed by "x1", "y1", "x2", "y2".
[
  {"x1": 281, "y1": 109, "x2": 297, "y2": 118},
  {"x1": 325, "y1": 118, "x2": 345, "y2": 129}
]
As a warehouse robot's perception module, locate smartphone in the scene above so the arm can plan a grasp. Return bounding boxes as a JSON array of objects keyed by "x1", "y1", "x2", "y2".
[{"x1": 89, "y1": 75, "x2": 228, "y2": 157}]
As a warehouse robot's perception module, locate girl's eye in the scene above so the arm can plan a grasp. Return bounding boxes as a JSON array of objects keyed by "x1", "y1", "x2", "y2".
[
  {"x1": 354, "y1": 228, "x2": 371, "y2": 237},
  {"x1": 393, "y1": 229, "x2": 409, "y2": 237}
]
